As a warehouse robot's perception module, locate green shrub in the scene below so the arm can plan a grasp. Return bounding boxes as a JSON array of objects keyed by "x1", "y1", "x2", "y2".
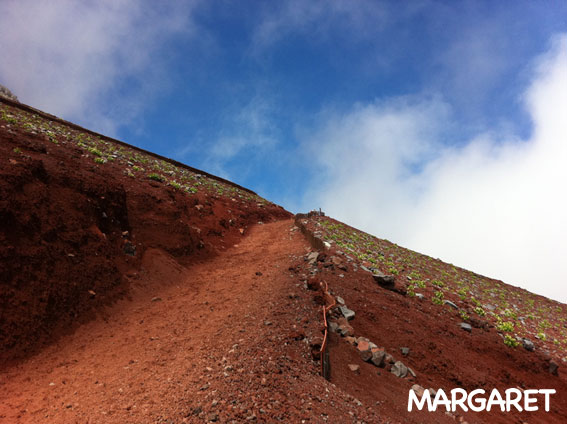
[
  {"x1": 497, "y1": 321, "x2": 514, "y2": 332},
  {"x1": 503, "y1": 335, "x2": 519, "y2": 348},
  {"x1": 474, "y1": 307, "x2": 486, "y2": 317},
  {"x1": 148, "y1": 173, "x2": 164, "y2": 182},
  {"x1": 94, "y1": 157, "x2": 105, "y2": 164},
  {"x1": 432, "y1": 291, "x2": 444, "y2": 305}
]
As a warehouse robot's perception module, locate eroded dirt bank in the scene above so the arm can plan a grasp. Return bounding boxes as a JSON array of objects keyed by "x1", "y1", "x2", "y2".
[{"x1": 0, "y1": 220, "x2": 386, "y2": 423}]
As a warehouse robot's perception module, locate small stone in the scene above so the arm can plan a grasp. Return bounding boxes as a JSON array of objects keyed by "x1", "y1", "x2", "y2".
[
  {"x1": 208, "y1": 412, "x2": 219, "y2": 422},
  {"x1": 411, "y1": 384, "x2": 425, "y2": 397},
  {"x1": 415, "y1": 293, "x2": 425, "y2": 300},
  {"x1": 549, "y1": 360, "x2": 559, "y2": 376},
  {"x1": 459, "y1": 323, "x2": 472, "y2": 332},
  {"x1": 522, "y1": 338, "x2": 535, "y2": 352},
  {"x1": 336, "y1": 296, "x2": 345, "y2": 305},
  {"x1": 151, "y1": 297, "x2": 162, "y2": 302},
  {"x1": 444, "y1": 300, "x2": 458, "y2": 309},
  {"x1": 344, "y1": 336, "x2": 357, "y2": 345},
  {"x1": 391, "y1": 361, "x2": 408, "y2": 378},
  {"x1": 401, "y1": 347, "x2": 410, "y2": 357},
  {"x1": 329, "y1": 321, "x2": 339, "y2": 333},
  {"x1": 339, "y1": 305, "x2": 355, "y2": 321},
  {"x1": 348, "y1": 364, "x2": 360, "y2": 372}
]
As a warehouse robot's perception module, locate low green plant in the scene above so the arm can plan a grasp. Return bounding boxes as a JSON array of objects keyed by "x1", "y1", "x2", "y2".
[
  {"x1": 503, "y1": 335, "x2": 519, "y2": 348},
  {"x1": 148, "y1": 173, "x2": 164, "y2": 182},
  {"x1": 169, "y1": 181, "x2": 181, "y2": 190},
  {"x1": 474, "y1": 307, "x2": 486, "y2": 317},
  {"x1": 13, "y1": 147, "x2": 21, "y2": 154},
  {"x1": 496, "y1": 321, "x2": 514, "y2": 332},
  {"x1": 87, "y1": 146, "x2": 103, "y2": 156},
  {"x1": 459, "y1": 310, "x2": 469, "y2": 321},
  {"x1": 537, "y1": 332, "x2": 547, "y2": 341},
  {"x1": 94, "y1": 157, "x2": 105, "y2": 164},
  {"x1": 432, "y1": 291, "x2": 444, "y2": 305}
]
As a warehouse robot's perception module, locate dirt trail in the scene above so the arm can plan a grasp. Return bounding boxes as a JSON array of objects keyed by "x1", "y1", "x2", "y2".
[{"x1": 0, "y1": 220, "x2": 383, "y2": 423}]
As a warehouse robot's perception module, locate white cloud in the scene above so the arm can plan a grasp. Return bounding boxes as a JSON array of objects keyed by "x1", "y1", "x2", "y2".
[
  {"x1": 0, "y1": 0, "x2": 198, "y2": 135},
  {"x1": 307, "y1": 34, "x2": 567, "y2": 303}
]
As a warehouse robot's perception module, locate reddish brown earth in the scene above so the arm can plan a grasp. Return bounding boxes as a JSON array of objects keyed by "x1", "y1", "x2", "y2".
[{"x1": 1, "y1": 100, "x2": 566, "y2": 423}]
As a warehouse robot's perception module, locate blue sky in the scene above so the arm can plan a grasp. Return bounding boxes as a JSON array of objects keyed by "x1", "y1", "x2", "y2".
[{"x1": 1, "y1": 0, "x2": 566, "y2": 302}]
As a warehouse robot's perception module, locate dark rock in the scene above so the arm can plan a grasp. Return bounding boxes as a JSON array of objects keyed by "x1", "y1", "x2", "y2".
[
  {"x1": 549, "y1": 360, "x2": 559, "y2": 376},
  {"x1": 255, "y1": 271, "x2": 263, "y2": 276},
  {"x1": 391, "y1": 361, "x2": 408, "y2": 378},
  {"x1": 459, "y1": 323, "x2": 472, "y2": 332},
  {"x1": 372, "y1": 270, "x2": 395, "y2": 289},
  {"x1": 371, "y1": 351, "x2": 386, "y2": 367},
  {"x1": 522, "y1": 338, "x2": 535, "y2": 352},
  {"x1": 123, "y1": 241, "x2": 136, "y2": 256}
]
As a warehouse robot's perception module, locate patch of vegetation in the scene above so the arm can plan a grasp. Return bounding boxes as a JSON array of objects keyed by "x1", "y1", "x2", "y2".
[
  {"x1": 497, "y1": 321, "x2": 515, "y2": 332},
  {"x1": 474, "y1": 307, "x2": 486, "y2": 317},
  {"x1": 94, "y1": 157, "x2": 106, "y2": 164},
  {"x1": 432, "y1": 291, "x2": 444, "y2": 305},
  {"x1": 504, "y1": 335, "x2": 519, "y2": 348},
  {"x1": 148, "y1": 173, "x2": 164, "y2": 182}
]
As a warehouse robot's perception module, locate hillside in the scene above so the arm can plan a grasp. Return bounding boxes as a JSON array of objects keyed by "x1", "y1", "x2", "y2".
[{"x1": 0, "y1": 98, "x2": 566, "y2": 423}]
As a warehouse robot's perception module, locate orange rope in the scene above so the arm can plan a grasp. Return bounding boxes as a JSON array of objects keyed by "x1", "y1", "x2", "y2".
[{"x1": 319, "y1": 280, "x2": 336, "y2": 377}]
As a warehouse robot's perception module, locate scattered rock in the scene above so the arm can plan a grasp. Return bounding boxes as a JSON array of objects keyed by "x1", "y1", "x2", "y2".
[
  {"x1": 391, "y1": 361, "x2": 408, "y2": 378},
  {"x1": 400, "y1": 347, "x2": 410, "y2": 357},
  {"x1": 306, "y1": 252, "x2": 319, "y2": 265},
  {"x1": 336, "y1": 296, "x2": 345, "y2": 305},
  {"x1": 344, "y1": 336, "x2": 357, "y2": 345},
  {"x1": 255, "y1": 271, "x2": 263, "y2": 276},
  {"x1": 372, "y1": 270, "x2": 396, "y2": 289},
  {"x1": 208, "y1": 412, "x2": 219, "y2": 422},
  {"x1": 371, "y1": 351, "x2": 386, "y2": 367},
  {"x1": 415, "y1": 293, "x2": 425, "y2": 300},
  {"x1": 336, "y1": 318, "x2": 354, "y2": 337},
  {"x1": 549, "y1": 360, "x2": 559, "y2": 376},
  {"x1": 123, "y1": 241, "x2": 136, "y2": 256},
  {"x1": 339, "y1": 305, "x2": 355, "y2": 321},
  {"x1": 443, "y1": 300, "x2": 458, "y2": 309},
  {"x1": 348, "y1": 364, "x2": 360, "y2": 372},
  {"x1": 411, "y1": 384, "x2": 425, "y2": 397},
  {"x1": 323, "y1": 241, "x2": 331, "y2": 249},
  {"x1": 459, "y1": 323, "x2": 472, "y2": 333},
  {"x1": 522, "y1": 338, "x2": 535, "y2": 352},
  {"x1": 329, "y1": 321, "x2": 339, "y2": 333},
  {"x1": 151, "y1": 297, "x2": 162, "y2": 302}
]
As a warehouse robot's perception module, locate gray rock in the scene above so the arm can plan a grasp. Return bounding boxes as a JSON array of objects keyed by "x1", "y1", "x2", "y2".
[
  {"x1": 400, "y1": 347, "x2": 410, "y2": 357},
  {"x1": 360, "y1": 265, "x2": 372, "y2": 273},
  {"x1": 336, "y1": 296, "x2": 345, "y2": 305},
  {"x1": 372, "y1": 270, "x2": 395, "y2": 289},
  {"x1": 408, "y1": 367, "x2": 417, "y2": 378},
  {"x1": 443, "y1": 300, "x2": 458, "y2": 309},
  {"x1": 415, "y1": 293, "x2": 425, "y2": 300},
  {"x1": 459, "y1": 323, "x2": 472, "y2": 332},
  {"x1": 306, "y1": 252, "x2": 319, "y2": 264},
  {"x1": 329, "y1": 321, "x2": 339, "y2": 333},
  {"x1": 340, "y1": 305, "x2": 355, "y2": 321},
  {"x1": 371, "y1": 351, "x2": 386, "y2": 367},
  {"x1": 391, "y1": 361, "x2": 408, "y2": 378},
  {"x1": 360, "y1": 349, "x2": 373, "y2": 362},
  {"x1": 522, "y1": 338, "x2": 535, "y2": 352}
]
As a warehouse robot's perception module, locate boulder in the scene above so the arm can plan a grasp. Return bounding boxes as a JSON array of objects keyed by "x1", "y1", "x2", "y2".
[
  {"x1": 391, "y1": 361, "x2": 408, "y2": 378},
  {"x1": 306, "y1": 251, "x2": 319, "y2": 264}
]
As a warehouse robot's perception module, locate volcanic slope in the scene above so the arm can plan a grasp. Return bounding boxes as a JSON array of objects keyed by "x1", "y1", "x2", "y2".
[{"x1": 1, "y1": 98, "x2": 566, "y2": 423}]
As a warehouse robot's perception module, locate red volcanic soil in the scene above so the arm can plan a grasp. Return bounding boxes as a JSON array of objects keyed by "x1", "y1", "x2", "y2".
[{"x1": 1, "y1": 100, "x2": 566, "y2": 423}]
